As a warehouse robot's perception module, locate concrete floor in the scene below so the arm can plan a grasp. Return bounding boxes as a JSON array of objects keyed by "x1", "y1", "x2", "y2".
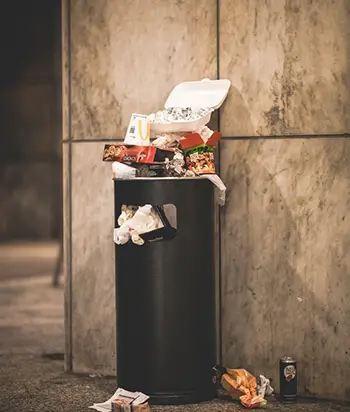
[{"x1": 0, "y1": 242, "x2": 349, "y2": 412}]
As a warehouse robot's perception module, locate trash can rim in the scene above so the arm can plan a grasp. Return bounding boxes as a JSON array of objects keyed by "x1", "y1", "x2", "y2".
[{"x1": 113, "y1": 176, "x2": 207, "y2": 181}]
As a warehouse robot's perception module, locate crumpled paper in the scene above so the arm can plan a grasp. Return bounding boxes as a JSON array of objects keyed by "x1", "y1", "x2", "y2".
[
  {"x1": 152, "y1": 133, "x2": 182, "y2": 149},
  {"x1": 89, "y1": 388, "x2": 149, "y2": 412},
  {"x1": 216, "y1": 367, "x2": 268, "y2": 409},
  {"x1": 164, "y1": 150, "x2": 187, "y2": 177},
  {"x1": 112, "y1": 162, "x2": 137, "y2": 179},
  {"x1": 148, "y1": 107, "x2": 211, "y2": 124},
  {"x1": 257, "y1": 375, "x2": 274, "y2": 398},
  {"x1": 114, "y1": 205, "x2": 163, "y2": 246}
]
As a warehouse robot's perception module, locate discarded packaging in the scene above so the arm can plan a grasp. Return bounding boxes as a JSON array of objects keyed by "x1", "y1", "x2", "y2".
[
  {"x1": 180, "y1": 128, "x2": 222, "y2": 174},
  {"x1": 148, "y1": 107, "x2": 212, "y2": 124},
  {"x1": 151, "y1": 133, "x2": 182, "y2": 149},
  {"x1": 148, "y1": 79, "x2": 231, "y2": 133},
  {"x1": 257, "y1": 375, "x2": 274, "y2": 398},
  {"x1": 164, "y1": 151, "x2": 187, "y2": 177},
  {"x1": 124, "y1": 113, "x2": 150, "y2": 146},
  {"x1": 89, "y1": 388, "x2": 149, "y2": 412},
  {"x1": 114, "y1": 204, "x2": 176, "y2": 246},
  {"x1": 240, "y1": 394, "x2": 267, "y2": 409},
  {"x1": 114, "y1": 205, "x2": 163, "y2": 245},
  {"x1": 112, "y1": 162, "x2": 138, "y2": 179},
  {"x1": 103, "y1": 144, "x2": 174, "y2": 164},
  {"x1": 214, "y1": 365, "x2": 268, "y2": 409}
]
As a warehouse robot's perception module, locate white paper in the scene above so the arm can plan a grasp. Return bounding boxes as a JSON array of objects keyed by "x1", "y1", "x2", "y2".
[
  {"x1": 114, "y1": 205, "x2": 164, "y2": 246},
  {"x1": 89, "y1": 388, "x2": 149, "y2": 412},
  {"x1": 203, "y1": 174, "x2": 226, "y2": 206},
  {"x1": 112, "y1": 162, "x2": 137, "y2": 179}
]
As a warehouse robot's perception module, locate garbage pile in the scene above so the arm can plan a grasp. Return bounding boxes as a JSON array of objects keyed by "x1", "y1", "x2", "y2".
[
  {"x1": 89, "y1": 368, "x2": 273, "y2": 410},
  {"x1": 102, "y1": 79, "x2": 230, "y2": 246},
  {"x1": 213, "y1": 365, "x2": 274, "y2": 409}
]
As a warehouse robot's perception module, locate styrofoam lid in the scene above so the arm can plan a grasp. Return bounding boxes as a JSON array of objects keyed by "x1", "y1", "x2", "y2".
[{"x1": 164, "y1": 78, "x2": 231, "y2": 110}]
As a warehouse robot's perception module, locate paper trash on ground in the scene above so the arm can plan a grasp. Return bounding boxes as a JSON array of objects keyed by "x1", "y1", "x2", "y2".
[{"x1": 89, "y1": 388, "x2": 149, "y2": 412}]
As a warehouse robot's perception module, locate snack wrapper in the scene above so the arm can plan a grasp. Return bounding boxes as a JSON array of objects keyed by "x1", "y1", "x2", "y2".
[
  {"x1": 103, "y1": 144, "x2": 174, "y2": 164},
  {"x1": 180, "y1": 127, "x2": 221, "y2": 174}
]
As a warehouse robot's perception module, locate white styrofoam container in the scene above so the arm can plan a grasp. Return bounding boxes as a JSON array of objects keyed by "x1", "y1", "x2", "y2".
[{"x1": 150, "y1": 78, "x2": 231, "y2": 133}]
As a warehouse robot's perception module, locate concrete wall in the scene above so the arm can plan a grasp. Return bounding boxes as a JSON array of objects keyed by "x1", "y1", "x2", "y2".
[
  {"x1": 63, "y1": 0, "x2": 350, "y2": 399},
  {"x1": 220, "y1": 0, "x2": 350, "y2": 400},
  {"x1": 0, "y1": 1, "x2": 62, "y2": 241}
]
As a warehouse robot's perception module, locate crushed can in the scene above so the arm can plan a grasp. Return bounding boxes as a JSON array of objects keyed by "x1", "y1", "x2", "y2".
[{"x1": 279, "y1": 356, "x2": 297, "y2": 403}]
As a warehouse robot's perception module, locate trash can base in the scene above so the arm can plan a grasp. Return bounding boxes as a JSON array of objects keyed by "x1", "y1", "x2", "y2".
[{"x1": 149, "y1": 388, "x2": 217, "y2": 405}]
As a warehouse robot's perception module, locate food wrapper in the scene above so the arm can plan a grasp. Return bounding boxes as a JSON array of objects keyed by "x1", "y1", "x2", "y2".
[
  {"x1": 90, "y1": 388, "x2": 149, "y2": 412},
  {"x1": 214, "y1": 365, "x2": 267, "y2": 409},
  {"x1": 112, "y1": 400, "x2": 150, "y2": 412},
  {"x1": 103, "y1": 144, "x2": 175, "y2": 164},
  {"x1": 124, "y1": 113, "x2": 150, "y2": 146},
  {"x1": 240, "y1": 395, "x2": 267, "y2": 409},
  {"x1": 180, "y1": 127, "x2": 221, "y2": 175},
  {"x1": 220, "y1": 368, "x2": 257, "y2": 399},
  {"x1": 164, "y1": 151, "x2": 187, "y2": 177},
  {"x1": 152, "y1": 133, "x2": 182, "y2": 149}
]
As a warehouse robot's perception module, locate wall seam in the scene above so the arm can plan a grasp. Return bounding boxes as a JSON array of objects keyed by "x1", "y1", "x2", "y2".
[
  {"x1": 216, "y1": 0, "x2": 223, "y2": 366},
  {"x1": 66, "y1": 0, "x2": 73, "y2": 372}
]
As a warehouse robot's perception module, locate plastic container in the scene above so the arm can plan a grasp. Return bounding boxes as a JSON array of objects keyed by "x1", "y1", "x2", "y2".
[{"x1": 150, "y1": 78, "x2": 231, "y2": 133}]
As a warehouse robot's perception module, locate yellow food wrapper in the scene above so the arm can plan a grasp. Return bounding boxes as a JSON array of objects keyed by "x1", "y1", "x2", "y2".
[
  {"x1": 221, "y1": 368, "x2": 257, "y2": 399},
  {"x1": 240, "y1": 395, "x2": 267, "y2": 409}
]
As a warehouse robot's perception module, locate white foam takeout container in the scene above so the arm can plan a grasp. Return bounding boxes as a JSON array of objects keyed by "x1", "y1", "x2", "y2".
[{"x1": 150, "y1": 78, "x2": 231, "y2": 133}]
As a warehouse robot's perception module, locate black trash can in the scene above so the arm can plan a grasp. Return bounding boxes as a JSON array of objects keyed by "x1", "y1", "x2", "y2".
[{"x1": 114, "y1": 177, "x2": 216, "y2": 405}]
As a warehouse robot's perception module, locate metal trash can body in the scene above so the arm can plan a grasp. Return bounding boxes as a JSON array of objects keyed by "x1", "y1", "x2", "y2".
[{"x1": 114, "y1": 178, "x2": 216, "y2": 405}]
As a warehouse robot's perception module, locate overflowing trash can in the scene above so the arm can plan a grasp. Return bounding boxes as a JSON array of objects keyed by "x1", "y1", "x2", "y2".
[{"x1": 114, "y1": 177, "x2": 216, "y2": 404}]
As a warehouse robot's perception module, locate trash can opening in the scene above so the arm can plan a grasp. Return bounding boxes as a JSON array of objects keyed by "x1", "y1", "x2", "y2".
[{"x1": 114, "y1": 204, "x2": 177, "y2": 246}]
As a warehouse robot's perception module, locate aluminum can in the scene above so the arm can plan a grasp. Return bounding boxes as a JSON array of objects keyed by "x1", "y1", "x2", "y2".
[{"x1": 280, "y1": 356, "x2": 297, "y2": 403}]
